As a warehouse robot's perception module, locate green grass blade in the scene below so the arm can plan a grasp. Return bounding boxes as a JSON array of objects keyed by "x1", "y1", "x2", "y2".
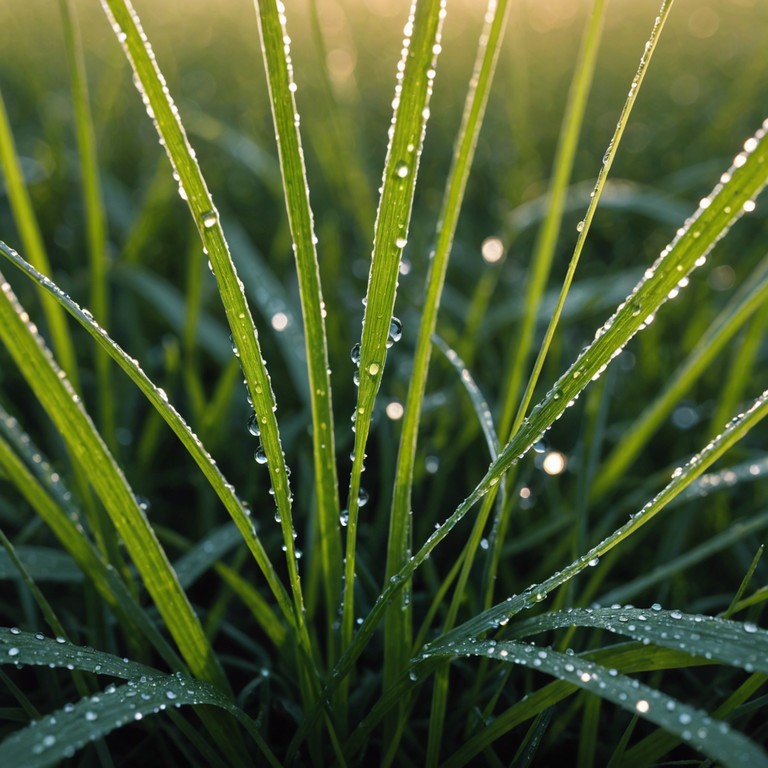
[
  {"x1": 429, "y1": 386, "x2": 768, "y2": 650},
  {"x1": 509, "y1": 606, "x2": 768, "y2": 675},
  {"x1": 251, "y1": 0, "x2": 342, "y2": 652},
  {"x1": 424, "y1": 639, "x2": 767, "y2": 768},
  {"x1": 0, "y1": 410, "x2": 184, "y2": 671},
  {"x1": 58, "y1": 0, "x2": 114, "y2": 450},
  {"x1": 593, "y1": 254, "x2": 768, "y2": 499},
  {"x1": 0, "y1": 273, "x2": 228, "y2": 693},
  {"x1": 0, "y1": 239, "x2": 293, "y2": 638},
  {"x1": 503, "y1": 0, "x2": 674, "y2": 444},
  {"x1": 294, "y1": 117, "x2": 768, "y2": 746},
  {"x1": 97, "y1": 0, "x2": 308, "y2": 652},
  {"x1": 0, "y1": 628, "x2": 279, "y2": 768},
  {"x1": 0, "y1": 92, "x2": 80, "y2": 389},
  {"x1": 497, "y1": 0, "x2": 608, "y2": 440},
  {"x1": 342, "y1": 0, "x2": 446, "y2": 675}
]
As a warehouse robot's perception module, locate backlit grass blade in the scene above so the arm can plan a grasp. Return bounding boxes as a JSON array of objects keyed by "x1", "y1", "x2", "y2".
[
  {"x1": 0, "y1": 239, "x2": 292, "y2": 641},
  {"x1": 0, "y1": 273, "x2": 228, "y2": 693},
  {"x1": 251, "y1": 0, "x2": 342, "y2": 653},
  {"x1": 0, "y1": 628, "x2": 279, "y2": 768},
  {"x1": 497, "y1": 0, "x2": 609, "y2": 440},
  {"x1": 429, "y1": 386, "x2": 768, "y2": 649},
  {"x1": 0, "y1": 409, "x2": 183, "y2": 670},
  {"x1": 288, "y1": 118, "x2": 768, "y2": 748},
  {"x1": 593, "y1": 253, "x2": 768, "y2": 500},
  {"x1": 385, "y1": 0, "x2": 510, "y2": 691},
  {"x1": 422, "y1": 639, "x2": 767, "y2": 768},
  {"x1": 342, "y1": 0, "x2": 445, "y2": 676},
  {"x1": 97, "y1": 0, "x2": 308, "y2": 651},
  {"x1": 58, "y1": 0, "x2": 114, "y2": 450},
  {"x1": 0, "y1": 92, "x2": 79, "y2": 389}
]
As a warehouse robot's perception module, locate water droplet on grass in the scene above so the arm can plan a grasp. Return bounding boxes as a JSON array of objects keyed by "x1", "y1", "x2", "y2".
[
  {"x1": 254, "y1": 446, "x2": 268, "y2": 465},
  {"x1": 200, "y1": 211, "x2": 217, "y2": 229}
]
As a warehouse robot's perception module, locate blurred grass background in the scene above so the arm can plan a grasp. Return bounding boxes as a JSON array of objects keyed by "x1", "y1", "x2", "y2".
[{"x1": 1, "y1": 0, "x2": 767, "y2": 612}]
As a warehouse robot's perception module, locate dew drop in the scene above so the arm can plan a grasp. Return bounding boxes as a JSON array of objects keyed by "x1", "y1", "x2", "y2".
[
  {"x1": 350, "y1": 343, "x2": 361, "y2": 366},
  {"x1": 395, "y1": 161, "x2": 409, "y2": 178},
  {"x1": 247, "y1": 412, "x2": 261, "y2": 437},
  {"x1": 368, "y1": 363, "x2": 380, "y2": 376},
  {"x1": 254, "y1": 446, "x2": 268, "y2": 465},
  {"x1": 200, "y1": 211, "x2": 218, "y2": 229}
]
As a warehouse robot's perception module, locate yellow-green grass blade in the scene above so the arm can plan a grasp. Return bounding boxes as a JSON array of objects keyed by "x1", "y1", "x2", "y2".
[
  {"x1": 593, "y1": 253, "x2": 768, "y2": 500},
  {"x1": 0, "y1": 239, "x2": 292, "y2": 646},
  {"x1": 251, "y1": 0, "x2": 342, "y2": 660},
  {"x1": 0, "y1": 406, "x2": 183, "y2": 670},
  {"x1": 97, "y1": 0, "x2": 308, "y2": 655},
  {"x1": 0, "y1": 273, "x2": 228, "y2": 693},
  {"x1": 497, "y1": 0, "x2": 609, "y2": 441},
  {"x1": 0, "y1": 91, "x2": 79, "y2": 390},
  {"x1": 58, "y1": 0, "x2": 114, "y2": 451},
  {"x1": 341, "y1": 0, "x2": 446, "y2": 716}
]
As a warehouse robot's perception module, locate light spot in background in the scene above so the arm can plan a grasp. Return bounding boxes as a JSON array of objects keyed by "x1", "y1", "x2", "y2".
[
  {"x1": 709, "y1": 264, "x2": 736, "y2": 291},
  {"x1": 542, "y1": 451, "x2": 567, "y2": 475},
  {"x1": 672, "y1": 404, "x2": 699, "y2": 430},
  {"x1": 636, "y1": 699, "x2": 650, "y2": 713},
  {"x1": 271, "y1": 312, "x2": 289, "y2": 332},
  {"x1": 327, "y1": 48, "x2": 356, "y2": 89},
  {"x1": 481, "y1": 236, "x2": 504, "y2": 264},
  {"x1": 425, "y1": 455, "x2": 440, "y2": 474},
  {"x1": 386, "y1": 401, "x2": 404, "y2": 420},
  {"x1": 688, "y1": 7, "x2": 720, "y2": 38},
  {"x1": 669, "y1": 74, "x2": 700, "y2": 106},
  {"x1": 520, "y1": 486, "x2": 532, "y2": 499},
  {"x1": 526, "y1": 0, "x2": 580, "y2": 33}
]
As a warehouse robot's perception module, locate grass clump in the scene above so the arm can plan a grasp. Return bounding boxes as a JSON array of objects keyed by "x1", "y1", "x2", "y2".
[{"x1": 0, "y1": 0, "x2": 767, "y2": 765}]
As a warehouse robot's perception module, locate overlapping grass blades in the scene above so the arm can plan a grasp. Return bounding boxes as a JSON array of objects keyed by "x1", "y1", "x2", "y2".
[{"x1": 0, "y1": 628, "x2": 278, "y2": 768}]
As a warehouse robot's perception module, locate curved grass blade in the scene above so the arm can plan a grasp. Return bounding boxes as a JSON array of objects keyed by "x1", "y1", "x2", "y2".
[
  {"x1": 0, "y1": 414, "x2": 183, "y2": 670},
  {"x1": 0, "y1": 240, "x2": 293, "y2": 643},
  {"x1": 0, "y1": 273, "x2": 228, "y2": 695},
  {"x1": 251, "y1": 0, "x2": 342, "y2": 650},
  {"x1": 421, "y1": 639, "x2": 768, "y2": 768},
  {"x1": 58, "y1": 0, "x2": 115, "y2": 450},
  {"x1": 0, "y1": 629, "x2": 279, "y2": 768},
  {"x1": 97, "y1": 0, "x2": 307, "y2": 654},
  {"x1": 509, "y1": 607, "x2": 768, "y2": 675},
  {"x1": 432, "y1": 334, "x2": 499, "y2": 460}
]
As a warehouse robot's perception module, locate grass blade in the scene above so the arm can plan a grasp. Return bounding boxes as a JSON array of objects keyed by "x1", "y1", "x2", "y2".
[
  {"x1": 0, "y1": 239, "x2": 292, "y2": 644},
  {"x1": 423, "y1": 639, "x2": 767, "y2": 768},
  {"x1": 0, "y1": 273, "x2": 228, "y2": 693},
  {"x1": 0, "y1": 628, "x2": 278, "y2": 768},
  {"x1": 58, "y1": 0, "x2": 114, "y2": 450},
  {"x1": 251, "y1": 0, "x2": 342, "y2": 655},
  {"x1": 0, "y1": 92, "x2": 80, "y2": 389},
  {"x1": 341, "y1": 0, "x2": 446, "y2": 694},
  {"x1": 97, "y1": 0, "x2": 309, "y2": 658},
  {"x1": 429, "y1": 386, "x2": 768, "y2": 649}
]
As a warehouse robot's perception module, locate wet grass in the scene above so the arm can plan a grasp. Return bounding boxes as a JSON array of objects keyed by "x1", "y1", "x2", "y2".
[{"x1": 0, "y1": 0, "x2": 767, "y2": 765}]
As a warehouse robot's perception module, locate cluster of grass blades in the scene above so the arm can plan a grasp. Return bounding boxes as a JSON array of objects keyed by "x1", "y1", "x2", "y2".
[{"x1": 1, "y1": 0, "x2": 767, "y2": 764}]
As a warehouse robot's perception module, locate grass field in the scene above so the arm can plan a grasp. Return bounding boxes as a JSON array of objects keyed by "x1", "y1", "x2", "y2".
[{"x1": 1, "y1": 0, "x2": 767, "y2": 765}]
